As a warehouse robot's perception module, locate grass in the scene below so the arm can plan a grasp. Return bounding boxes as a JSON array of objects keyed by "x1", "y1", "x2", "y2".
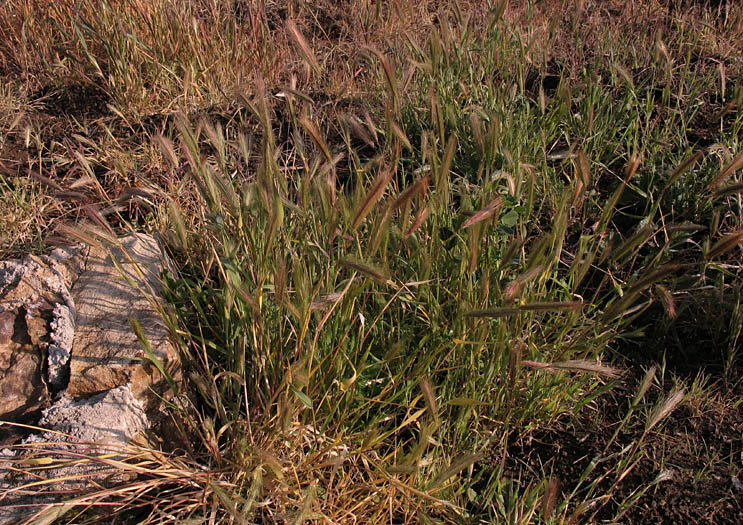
[{"x1": 1, "y1": 0, "x2": 742, "y2": 523}]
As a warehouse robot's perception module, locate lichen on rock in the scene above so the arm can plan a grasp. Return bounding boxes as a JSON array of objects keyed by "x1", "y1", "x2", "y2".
[{"x1": 47, "y1": 303, "x2": 75, "y2": 390}]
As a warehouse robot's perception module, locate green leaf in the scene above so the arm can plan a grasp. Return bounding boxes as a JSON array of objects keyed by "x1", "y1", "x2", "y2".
[
  {"x1": 500, "y1": 209, "x2": 519, "y2": 227},
  {"x1": 292, "y1": 386, "x2": 313, "y2": 409}
]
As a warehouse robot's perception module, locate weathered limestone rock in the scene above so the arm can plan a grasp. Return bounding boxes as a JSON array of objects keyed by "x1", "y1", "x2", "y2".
[
  {"x1": 37, "y1": 385, "x2": 149, "y2": 447},
  {"x1": 48, "y1": 302, "x2": 75, "y2": 390},
  {"x1": 67, "y1": 233, "x2": 180, "y2": 411},
  {"x1": 0, "y1": 233, "x2": 181, "y2": 524},
  {"x1": 0, "y1": 309, "x2": 47, "y2": 423},
  {"x1": 0, "y1": 246, "x2": 84, "y2": 422},
  {"x1": 0, "y1": 386, "x2": 147, "y2": 523},
  {"x1": 1, "y1": 234, "x2": 179, "y2": 423}
]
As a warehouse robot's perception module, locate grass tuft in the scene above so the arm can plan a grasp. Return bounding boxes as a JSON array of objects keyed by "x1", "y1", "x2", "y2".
[{"x1": 1, "y1": 0, "x2": 742, "y2": 522}]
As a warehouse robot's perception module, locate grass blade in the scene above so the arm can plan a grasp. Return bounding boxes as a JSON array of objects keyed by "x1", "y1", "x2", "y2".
[
  {"x1": 286, "y1": 20, "x2": 321, "y2": 76},
  {"x1": 521, "y1": 359, "x2": 621, "y2": 378},
  {"x1": 461, "y1": 196, "x2": 503, "y2": 229},
  {"x1": 351, "y1": 169, "x2": 392, "y2": 231},
  {"x1": 705, "y1": 152, "x2": 743, "y2": 191}
]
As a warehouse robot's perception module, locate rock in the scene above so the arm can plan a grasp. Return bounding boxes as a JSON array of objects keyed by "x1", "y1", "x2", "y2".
[
  {"x1": 0, "y1": 248, "x2": 80, "y2": 313},
  {"x1": 0, "y1": 233, "x2": 182, "y2": 523},
  {"x1": 0, "y1": 386, "x2": 147, "y2": 523},
  {"x1": 36, "y1": 385, "x2": 149, "y2": 447},
  {"x1": 0, "y1": 234, "x2": 179, "y2": 423},
  {"x1": 0, "y1": 311, "x2": 13, "y2": 344},
  {"x1": 67, "y1": 233, "x2": 180, "y2": 411},
  {"x1": 0, "y1": 247, "x2": 81, "y2": 423},
  {"x1": 0, "y1": 307, "x2": 48, "y2": 424},
  {"x1": 47, "y1": 303, "x2": 75, "y2": 390},
  {"x1": 0, "y1": 246, "x2": 84, "y2": 423}
]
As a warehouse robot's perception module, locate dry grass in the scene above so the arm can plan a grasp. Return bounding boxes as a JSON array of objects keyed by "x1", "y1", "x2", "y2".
[{"x1": 1, "y1": 0, "x2": 742, "y2": 523}]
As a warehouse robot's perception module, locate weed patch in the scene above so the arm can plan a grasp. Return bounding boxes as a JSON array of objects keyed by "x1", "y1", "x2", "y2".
[{"x1": 1, "y1": 0, "x2": 742, "y2": 522}]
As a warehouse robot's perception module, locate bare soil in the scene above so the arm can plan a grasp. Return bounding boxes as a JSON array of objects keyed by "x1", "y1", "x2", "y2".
[{"x1": 503, "y1": 372, "x2": 743, "y2": 523}]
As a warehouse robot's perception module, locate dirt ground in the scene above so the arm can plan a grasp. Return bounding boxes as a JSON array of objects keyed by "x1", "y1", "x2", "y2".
[{"x1": 503, "y1": 369, "x2": 743, "y2": 523}]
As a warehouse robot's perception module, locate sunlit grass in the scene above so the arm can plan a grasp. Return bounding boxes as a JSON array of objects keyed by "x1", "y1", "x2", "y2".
[{"x1": 0, "y1": 0, "x2": 742, "y2": 523}]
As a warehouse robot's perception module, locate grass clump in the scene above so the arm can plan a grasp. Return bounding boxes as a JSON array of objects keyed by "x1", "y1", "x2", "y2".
[
  {"x1": 157, "y1": 98, "x2": 624, "y2": 522},
  {"x1": 1, "y1": 0, "x2": 742, "y2": 523}
]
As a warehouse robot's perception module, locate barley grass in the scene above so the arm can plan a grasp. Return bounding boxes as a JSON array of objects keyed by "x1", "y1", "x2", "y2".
[{"x1": 1, "y1": 0, "x2": 742, "y2": 522}]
